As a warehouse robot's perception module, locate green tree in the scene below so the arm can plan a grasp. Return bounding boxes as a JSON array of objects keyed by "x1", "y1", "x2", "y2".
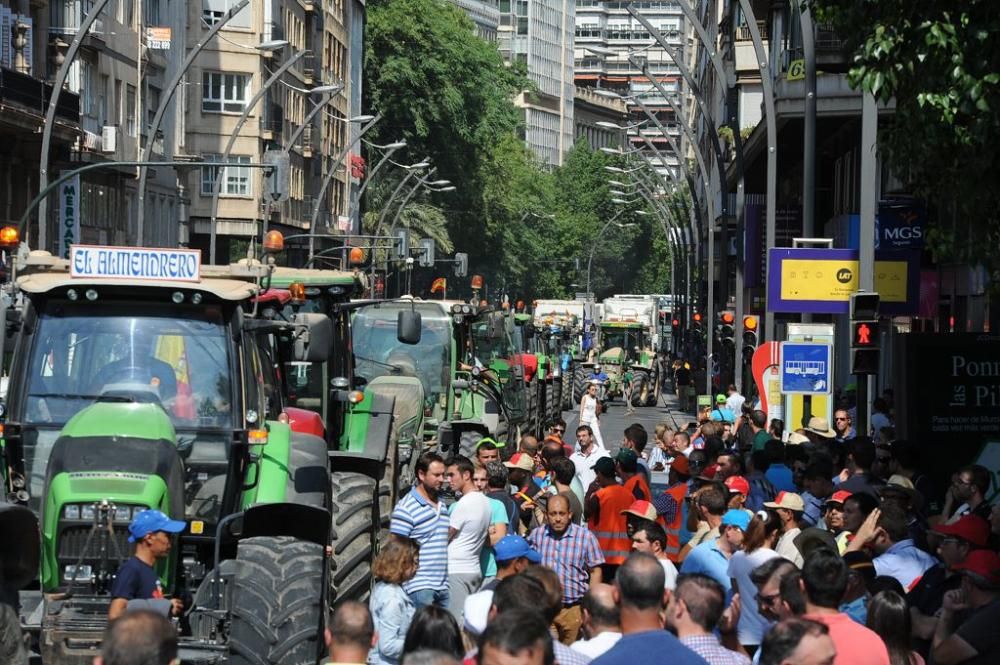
[{"x1": 809, "y1": 0, "x2": 1000, "y2": 273}]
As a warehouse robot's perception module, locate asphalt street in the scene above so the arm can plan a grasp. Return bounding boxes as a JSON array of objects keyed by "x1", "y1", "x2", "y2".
[{"x1": 561, "y1": 387, "x2": 695, "y2": 457}]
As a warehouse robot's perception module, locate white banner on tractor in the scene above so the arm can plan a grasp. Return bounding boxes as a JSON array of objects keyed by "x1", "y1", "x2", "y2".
[{"x1": 70, "y1": 245, "x2": 201, "y2": 282}]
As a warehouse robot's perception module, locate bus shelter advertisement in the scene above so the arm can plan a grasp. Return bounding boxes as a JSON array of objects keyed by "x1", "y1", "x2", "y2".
[{"x1": 897, "y1": 334, "x2": 1000, "y2": 488}]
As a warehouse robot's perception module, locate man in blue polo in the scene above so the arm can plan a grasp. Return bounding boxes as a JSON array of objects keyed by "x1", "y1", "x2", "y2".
[
  {"x1": 679, "y1": 509, "x2": 749, "y2": 594},
  {"x1": 390, "y1": 451, "x2": 450, "y2": 608},
  {"x1": 108, "y1": 509, "x2": 186, "y2": 620}
]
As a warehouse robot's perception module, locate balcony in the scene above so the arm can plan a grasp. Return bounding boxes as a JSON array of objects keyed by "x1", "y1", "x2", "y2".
[
  {"x1": 49, "y1": 0, "x2": 106, "y2": 41},
  {"x1": 735, "y1": 21, "x2": 769, "y2": 42},
  {"x1": 259, "y1": 118, "x2": 282, "y2": 141},
  {"x1": 0, "y1": 66, "x2": 80, "y2": 124},
  {"x1": 303, "y1": 55, "x2": 316, "y2": 86}
]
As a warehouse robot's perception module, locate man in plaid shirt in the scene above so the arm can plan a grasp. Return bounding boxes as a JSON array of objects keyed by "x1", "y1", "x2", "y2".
[{"x1": 528, "y1": 494, "x2": 605, "y2": 644}]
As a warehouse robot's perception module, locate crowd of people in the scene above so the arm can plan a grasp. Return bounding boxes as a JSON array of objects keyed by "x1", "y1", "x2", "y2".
[{"x1": 90, "y1": 401, "x2": 998, "y2": 665}]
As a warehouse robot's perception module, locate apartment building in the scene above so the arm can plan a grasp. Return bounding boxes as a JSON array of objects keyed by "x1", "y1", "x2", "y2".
[
  {"x1": 497, "y1": 0, "x2": 574, "y2": 167},
  {"x1": 574, "y1": 0, "x2": 686, "y2": 179}
]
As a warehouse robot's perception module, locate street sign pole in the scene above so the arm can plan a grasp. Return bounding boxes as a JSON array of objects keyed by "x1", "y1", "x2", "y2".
[{"x1": 857, "y1": 92, "x2": 879, "y2": 436}]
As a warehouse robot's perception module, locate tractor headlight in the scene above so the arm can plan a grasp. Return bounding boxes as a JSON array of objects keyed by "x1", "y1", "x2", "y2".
[
  {"x1": 63, "y1": 505, "x2": 80, "y2": 520},
  {"x1": 80, "y1": 504, "x2": 96, "y2": 521},
  {"x1": 132, "y1": 506, "x2": 147, "y2": 519},
  {"x1": 64, "y1": 564, "x2": 92, "y2": 582},
  {"x1": 114, "y1": 505, "x2": 131, "y2": 522}
]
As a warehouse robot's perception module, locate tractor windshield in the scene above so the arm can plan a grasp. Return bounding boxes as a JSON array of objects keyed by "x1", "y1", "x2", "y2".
[
  {"x1": 352, "y1": 304, "x2": 451, "y2": 404},
  {"x1": 601, "y1": 327, "x2": 642, "y2": 353},
  {"x1": 471, "y1": 323, "x2": 512, "y2": 362},
  {"x1": 19, "y1": 302, "x2": 233, "y2": 508}
]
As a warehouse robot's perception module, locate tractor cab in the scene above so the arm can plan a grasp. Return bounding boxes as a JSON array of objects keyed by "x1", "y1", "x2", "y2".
[{"x1": 1, "y1": 243, "x2": 336, "y2": 665}]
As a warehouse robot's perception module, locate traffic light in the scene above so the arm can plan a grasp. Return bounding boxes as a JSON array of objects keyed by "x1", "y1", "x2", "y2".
[
  {"x1": 418, "y1": 238, "x2": 435, "y2": 267},
  {"x1": 849, "y1": 292, "x2": 880, "y2": 375},
  {"x1": 742, "y1": 315, "x2": 758, "y2": 358},
  {"x1": 718, "y1": 311, "x2": 735, "y2": 346},
  {"x1": 454, "y1": 252, "x2": 468, "y2": 277}
]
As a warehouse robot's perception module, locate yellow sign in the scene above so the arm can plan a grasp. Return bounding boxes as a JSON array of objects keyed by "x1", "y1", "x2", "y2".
[
  {"x1": 786, "y1": 393, "x2": 831, "y2": 431},
  {"x1": 787, "y1": 59, "x2": 805, "y2": 81},
  {"x1": 780, "y1": 259, "x2": 909, "y2": 303}
]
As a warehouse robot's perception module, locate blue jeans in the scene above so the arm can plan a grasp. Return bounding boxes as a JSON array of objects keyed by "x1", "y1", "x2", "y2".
[{"x1": 408, "y1": 586, "x2": 450, "y2": 610}]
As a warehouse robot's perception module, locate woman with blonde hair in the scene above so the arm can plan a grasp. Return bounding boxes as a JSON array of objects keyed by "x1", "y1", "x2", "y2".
[{"x1": 369, "y1": 537, "x2": 419, "y2": 665}]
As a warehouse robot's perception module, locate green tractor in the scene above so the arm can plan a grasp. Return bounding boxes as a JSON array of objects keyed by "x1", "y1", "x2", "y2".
[
  {"x1": 352, "y1": 298, "x2": 531, "y2": 458},
  {"x1": 0, "y1": 244, "x2": 354, "y2": 664},
  {"x1": 260, "y1": 266, "x2": 424, "y2": 603},
  {"x1": 512, "y1": 311, "x2": 569, "y2": 435},
  {"x1": 596, "y1": 321, "x2": 662, "y2": 407}
]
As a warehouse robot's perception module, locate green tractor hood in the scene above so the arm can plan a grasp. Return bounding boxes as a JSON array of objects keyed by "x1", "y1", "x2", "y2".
[
  {"x1": 599, "y1": 347, "x2": 626, "y2": 364},
  {"x1": 40, "y1": 401, "x2": 183, "y2": 592}
]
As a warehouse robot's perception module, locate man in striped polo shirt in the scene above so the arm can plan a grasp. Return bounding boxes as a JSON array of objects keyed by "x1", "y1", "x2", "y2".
[{"x1": 390, "y1": 451, "x2": 450, "y2": 608}]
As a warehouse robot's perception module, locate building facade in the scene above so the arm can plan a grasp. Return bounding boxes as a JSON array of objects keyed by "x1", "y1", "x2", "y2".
[
  {"x1": 574, "y1": 0, "x2": 686, "y2": 180},
  {"x1": 497, "y1": 0, "x2": 574, "y2": 167}
]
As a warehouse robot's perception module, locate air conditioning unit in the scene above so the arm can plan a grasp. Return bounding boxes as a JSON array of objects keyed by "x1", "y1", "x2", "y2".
[{"x1": 101, "y1": 125, "x2": 117, "y2": 153}]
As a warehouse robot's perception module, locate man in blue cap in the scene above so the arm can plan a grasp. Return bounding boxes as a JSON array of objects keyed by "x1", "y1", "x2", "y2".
[
  {"x1": 108, "y1": 509, "x2": 186, "y2": 620},
  {"x1": 480, "y1": 534, "x2": 541, "y2": 591},
  {"x1": 679, "y1": 509, "x2": 750, "y2": 593}
]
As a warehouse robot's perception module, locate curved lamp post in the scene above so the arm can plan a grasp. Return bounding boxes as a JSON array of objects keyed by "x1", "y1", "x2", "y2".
[
  {"x1": 586, "y1": 209, "x2": 637, "y2": 294},
  {"x1": 207, "y1": 47, "x2": 308, "y2": 263},
  {"x1": 308, "y1": 113, "x2": 382, "y2": 255},
  {"x1": 350, "y1": 140, "x2": 406, "y2": 227},
  {"x1": 37, "y1": 0, "x2": 113, "y2": 250},
  {"x1": 136, "y1": 0, "x2": 252, "y2": 245}
]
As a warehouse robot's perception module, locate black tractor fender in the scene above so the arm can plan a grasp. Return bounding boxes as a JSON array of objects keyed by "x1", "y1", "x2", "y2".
[
  {"x1": 328, "y1": 391, "x2": 395, "y2": 477},
  {"x1": 240, "y1": 503, "x2": 330, "y2": 549},
  {"x1": 0, "y1": 504, "x2": 39, "y2": 591}
]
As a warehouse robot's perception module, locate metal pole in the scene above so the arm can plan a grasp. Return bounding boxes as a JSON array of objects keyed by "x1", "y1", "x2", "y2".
[
  {"x1": 37, "y1": 0, "x2": 113, "y2": 252},
  {"x1": 376, "y1": 166, "x2": 421, "y2": 235},
  {"x1": 627, "y1": 9, "x2": 730, "y2": 313},
  {"x1": 801, "y1": 4, "x2": 816, "y2": 237},
  {"x1": 283, "y1": 93, "x2": 335, "y2": 154},
  {"x1": 738, "y1": 0, "x2": 778, "y2": 343},
  {"x1": 353, "y1": 144, "x2": 404, "y2": 225},
  {"x1": 586, "y1": 209, "x2": 627, "y2": 294},
  {"x1": 308, "y1": 114, "x2": 383, "y2": 256},
  {"x1": 388, "y1": 168, "x2": 436, "y2": 235},
  {"x1": 209, "y1": 50, "x2": 307, "y2": 264},
  {"x1": 857, "y1": 92, "x2": 878, "y2": 436},
  {"x1": 19, "y1": 161, "x2": 274, "y2": 237},
  {"x1": 137, "y1": 0, "x2": 251, "y2": 246}
]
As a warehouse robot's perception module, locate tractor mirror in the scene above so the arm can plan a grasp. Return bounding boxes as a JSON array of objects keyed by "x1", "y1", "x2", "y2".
[
  {"x1": 397, "y1": 310, "x2": 422, "y2": 345},
  {"x1": 291, "y1": 313, "x2": 332, "y2": 363}
]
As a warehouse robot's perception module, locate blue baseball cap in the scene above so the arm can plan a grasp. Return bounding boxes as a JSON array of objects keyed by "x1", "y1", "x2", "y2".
[
  {"x1": 128, "y1": 509, "x2": 186, "y2": 543},
  {"x1": 494, "y1": 535, "x2": 541, "y2": 563},
  {"x1": 721, "y1": 509, "x2": 751, "y2": 531}
]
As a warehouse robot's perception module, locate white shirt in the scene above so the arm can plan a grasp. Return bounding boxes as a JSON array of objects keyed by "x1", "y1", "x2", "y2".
[
  {"x1": 726, "y1": 393, "x2": 746, "y2": 414},
  {"x1": 580, "y1": 394, "x2": 599, "y2": 424},
  {"x1": 775, "y1": 528, "x2": 803, "y2": 568},
  {"x1": 659, "y1": 557, "x2": 679, "y2": 590},
  {"x1": 571, "y1": 446, "x2": 610, "y2": 491},
  {"x1": 448, "y1": 491, "x2": 492, "y2": 574},
  {"x1": 571, "y1": 631, "x2": 622, "y2": 659}
]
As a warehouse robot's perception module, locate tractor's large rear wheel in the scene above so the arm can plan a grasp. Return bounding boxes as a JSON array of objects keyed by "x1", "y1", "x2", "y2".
[
  {"x1": 329, "y1": 471, "x2": 381, "y2": 603},
  {"x1": 228, "y1": 536, "x2": 324, "y2": 665},
  {"x1": 561, "y1": 368, "x2": 574, "y2": 411},
  {"x1": 459, "y1": 430, "x2": 484, "y2": 459},
  {"x1": 631, "y1": 371, "x2": 649, "y2": 407},
  {"x1": 572, "y1": 364, "x2": 588, "y2": 404}
]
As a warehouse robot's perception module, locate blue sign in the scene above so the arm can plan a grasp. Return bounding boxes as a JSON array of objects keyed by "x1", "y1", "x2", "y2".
[
  {"x1": 779, "y1": 342, "x2": 833, "y2": 395},
  {"x1": 70, "y1": 245, "x2": 202, "y2": 282}
]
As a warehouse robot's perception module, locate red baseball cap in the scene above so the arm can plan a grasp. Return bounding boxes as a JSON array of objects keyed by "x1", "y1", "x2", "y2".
[
  {"x1": 724, "y1": 475, "x2": 750, "y2": 497},
  {"x1": 621, "y1": 500, "x2": 657, "y2": 522},
  {"x1": 698, "y1": 463, "x2": 719, "y2": 480},
  {"x1": 953, "y1": 549, "x2": 1000, "y2": 586},
  {"x1": 932, "y1": 514, "x2": 991, "y2": 548},
  {"x1": 825, "y1": 490, "x2": 853, "y2": 506}
]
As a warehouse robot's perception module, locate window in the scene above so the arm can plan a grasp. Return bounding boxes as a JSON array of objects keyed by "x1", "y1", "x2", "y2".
[
  {"x1": 202, "y1": 0, "x2": 250, "y2": 28},
  {"x1": 144, "y1": 0, "x2": 161, "y2": 24},
  {"x1": 98, "y1": 75, "x2": 109, "y2": 125},
  {"x1": 202, "y1": 72, "x2": 249, "y2": 113},
  {"x1": 147, "y1": 86, "x2": 161, "y2": 127},
  {"x1": 201, "y1": 154, "x2": 252, "y2": 196},
  {"x1": 125, "y1": 84, "x2": 136, "y2": 136},
  {"x1": 114, "y1": 79, "x2": 122, "y2": 125}
]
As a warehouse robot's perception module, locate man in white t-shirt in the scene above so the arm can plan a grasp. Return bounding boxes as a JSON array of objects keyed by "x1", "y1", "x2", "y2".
[
  {"x1": 572, "y1": 583, "x2": 621, "y2": 659},
  {"x1": 725, "y1": 384, "x2": 746, "y2": 416},
  {"x1": 446, "y1": 455, "x2": 492, "y2": 620},
  {"x1": 765, "y1": 491, "x2": 805, "y2": 568},
  {"x1": 629, "y1": 521, "x2": 679, "y2": 590},
  {"x1": 570, "y1": 424, "x2": 609, "y2": 492}
]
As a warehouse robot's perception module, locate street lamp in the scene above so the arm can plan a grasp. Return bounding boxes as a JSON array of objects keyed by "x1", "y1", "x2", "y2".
[
  {"x1": 308, "y1": 113, "x2": 383, "y2": 255},
  {"x1": 206, "y1": 47, "x2": 310, "y2": 264},
  {"x1": 136, "y1": 0, "x2": 255, "y2": 244},
  {"x1": 586, "y1": 209, "x2": 638, "y2": 294}
]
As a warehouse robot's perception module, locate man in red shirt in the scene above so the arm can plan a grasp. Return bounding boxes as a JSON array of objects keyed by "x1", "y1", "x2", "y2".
[{"x1": 799, "y1": 548, "x2": 889, "y2": 665}]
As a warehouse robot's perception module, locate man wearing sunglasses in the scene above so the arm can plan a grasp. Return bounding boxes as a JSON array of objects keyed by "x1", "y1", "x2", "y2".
[{"x1": 833, "y1": 409, "x2": 856, "y2": 443}]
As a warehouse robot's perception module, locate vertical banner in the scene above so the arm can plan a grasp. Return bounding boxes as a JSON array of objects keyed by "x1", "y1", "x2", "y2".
[{"x1": 59, "y1": 174, "x2": 81, "y2": 259}]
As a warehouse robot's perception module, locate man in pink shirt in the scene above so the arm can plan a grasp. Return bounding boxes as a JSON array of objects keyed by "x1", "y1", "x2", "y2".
[{"x1": 799, "y1": 548, "x2": 890, "y2": 665}]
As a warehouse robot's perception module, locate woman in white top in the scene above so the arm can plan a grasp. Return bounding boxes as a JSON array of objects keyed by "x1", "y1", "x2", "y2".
[
  {"x1": 727, "y1": 511, "x2": 782, "y2": 653},
  {"x1": 579, "y1": 383, "x2": 604, "y2": 449}
]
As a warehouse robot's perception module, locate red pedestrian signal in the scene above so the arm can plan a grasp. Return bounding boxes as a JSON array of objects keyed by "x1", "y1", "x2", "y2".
[{"x1": 852, "y1": 321, "x2": 877, "y2": 348}]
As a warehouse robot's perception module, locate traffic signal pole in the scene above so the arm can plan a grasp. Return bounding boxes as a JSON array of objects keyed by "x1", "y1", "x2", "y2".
[{"x1": 856, "y1": 92, "x2": 879, "y2": 436}]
